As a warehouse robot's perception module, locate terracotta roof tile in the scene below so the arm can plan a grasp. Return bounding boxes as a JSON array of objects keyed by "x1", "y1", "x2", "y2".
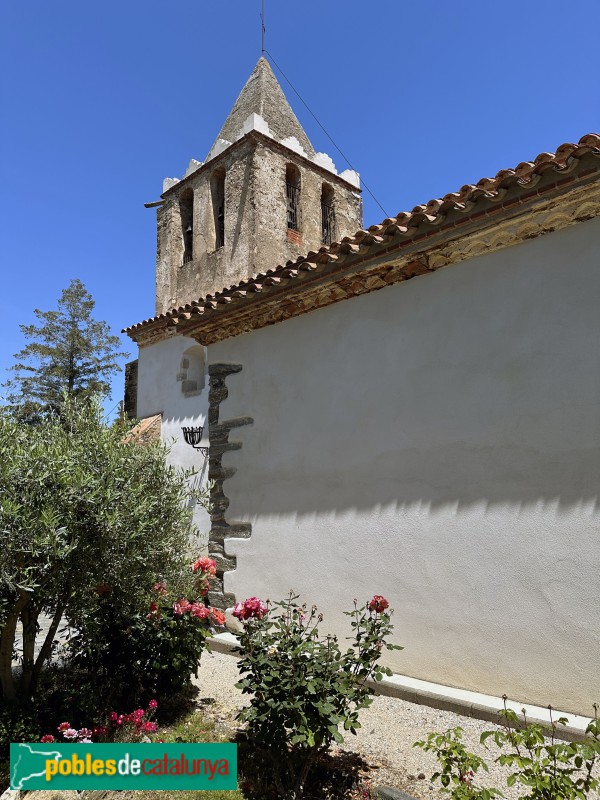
[{"x1": 124, "y1": 133, "x2": 600, "y2": 338}]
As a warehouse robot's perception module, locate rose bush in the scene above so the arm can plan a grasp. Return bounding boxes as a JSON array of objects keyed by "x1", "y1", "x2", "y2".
[
  {"x1": 415, "y1": 701, "x2": 600, "y2": 800},
  {"x1": 234, "y1": 592, "x2": 402, "y2": 799},
  {"x1": 67, "y1": 556, "x2": 225, "y2": 709}
]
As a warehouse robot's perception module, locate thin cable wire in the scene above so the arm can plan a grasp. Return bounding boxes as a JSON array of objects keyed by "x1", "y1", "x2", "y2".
[
  {"x1": 264, "y1": 48, "x2": 389, "y2": 219},
  {"x1": 103, "y1": 399, "x2": 121, "y2": 422}
]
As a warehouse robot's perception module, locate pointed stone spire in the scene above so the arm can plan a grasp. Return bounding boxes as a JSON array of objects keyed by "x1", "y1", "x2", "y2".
[{"x1": 207, "y1": 57, "x2": 315, "y2": 161}]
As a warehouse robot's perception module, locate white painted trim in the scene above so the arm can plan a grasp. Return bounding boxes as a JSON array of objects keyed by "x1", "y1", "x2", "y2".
[{"x1": 207, "y1": 632, "x2": 593, "y2": 741}]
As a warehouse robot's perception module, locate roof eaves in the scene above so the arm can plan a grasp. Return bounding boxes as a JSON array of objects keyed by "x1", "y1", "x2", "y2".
[{"x1": 124, "y1": 133, "x2": 600, "y2": 340}]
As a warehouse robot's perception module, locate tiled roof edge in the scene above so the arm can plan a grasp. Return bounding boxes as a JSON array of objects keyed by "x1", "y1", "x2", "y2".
[{"x1": 124, "y1": 133, "x2": 600, "y2": 337}]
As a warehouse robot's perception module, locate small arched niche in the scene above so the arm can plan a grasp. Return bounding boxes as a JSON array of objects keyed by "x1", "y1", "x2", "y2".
[
  {"x1": 180, "y1": 188, "x2": 194, "y2": 264},
  {"x1": 178, "y1": 344, "x2": 205, "y2": 396}
]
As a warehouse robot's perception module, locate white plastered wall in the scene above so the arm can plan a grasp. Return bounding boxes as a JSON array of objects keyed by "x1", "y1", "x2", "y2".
[
  {"x1": 209, "y1": 217, "x2": 600, "y2": 715},
  {"x1": 136, "y1": 334, "x2": 210, "y2": 548}
]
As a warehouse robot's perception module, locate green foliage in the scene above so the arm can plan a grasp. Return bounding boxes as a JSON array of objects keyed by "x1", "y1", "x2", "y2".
[
  {"x1": 415, "y1": 727, "x2": 502, "y2": 799},
  {"x1": 235, "y1": 593, "x2": 402, "y2": 799},
  {"x1": 483, "y1": 703, "x2": 600, "y2": 799},
  {"x1": 3, "y1": 278, "x2": 128, "y2": 419},
  {"x1": 0, "y1": 398, "x2": 197, "y2": 706},
  {"x1": 67, "y1": 569, "x2": 219, "y2": 709},
  {"x1": 415, "y1": 702, "x2": 600, "y2": 799},
  {"x1": 0, "y1": 707, "x2": 41, "y2": 793},
  {"x1": 0, "y1": 706, "x2": 40, "y2": 759}
]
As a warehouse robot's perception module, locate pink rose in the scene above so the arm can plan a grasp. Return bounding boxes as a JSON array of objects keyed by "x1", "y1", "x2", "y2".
[
  {"x1": 173, "y1": 598, "x2": 191, "y2": 615},
  {"x1": 232, "y1": 601, "x2": 248, "y2": 620},
  {"x1": 244, "y1": 597, "x2": 268, "y2": 619},
  {"x1": 190, "y1": 603, "x2": 211, "y2": 620},
  {"x1": 233, "y1": 597, "x2": 268, "y2": 621}
]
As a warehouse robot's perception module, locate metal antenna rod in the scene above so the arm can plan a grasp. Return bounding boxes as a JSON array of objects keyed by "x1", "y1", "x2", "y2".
[{"x1": 261, "y1": 0, "x2": 265, "y2": 55}]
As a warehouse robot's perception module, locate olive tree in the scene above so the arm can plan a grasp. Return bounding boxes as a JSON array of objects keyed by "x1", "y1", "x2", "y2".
[{"x1": 0, "y1": 399, "x2": 195, "y2": 705}]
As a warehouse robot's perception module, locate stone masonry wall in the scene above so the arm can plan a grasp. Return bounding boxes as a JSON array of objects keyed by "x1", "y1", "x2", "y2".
[
  {"x1": 155, "y1": 136, "x2": 362, "y2": 315},
  {"x1": 206, "y1": 363, "x2": 253, "y2": 610},
  {"x1": 252, "y1": 142, "x2": 362, "y2": 273}
]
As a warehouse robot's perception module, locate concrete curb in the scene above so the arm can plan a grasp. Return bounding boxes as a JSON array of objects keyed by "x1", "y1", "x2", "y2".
[
  {"x1": 374, "y1": 788, "x2": 419, "y2": 800},
  {"x1": 0, "y1": 779, "x2": 419, "y2": 800},
  {"x1": 208, "y1": 632, "x2": 593, "y2": 741}
]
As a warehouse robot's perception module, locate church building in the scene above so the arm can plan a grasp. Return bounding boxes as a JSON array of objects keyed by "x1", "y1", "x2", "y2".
[{"x1": 124, "y1": 57, "x2": 600, "y2": 716}]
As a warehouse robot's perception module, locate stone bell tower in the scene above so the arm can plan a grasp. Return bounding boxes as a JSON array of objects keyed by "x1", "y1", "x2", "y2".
[{"x1": 153, "y1": 57, "x2": 363, "y2": 315}]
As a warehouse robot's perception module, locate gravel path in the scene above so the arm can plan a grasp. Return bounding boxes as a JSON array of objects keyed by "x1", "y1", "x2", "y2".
[
  {"x1": 194, "y1": 650, "x2": 600, "y2": 800},
  {"x1": 12, "y1": 615, "x2": 71, "y2": 665}
]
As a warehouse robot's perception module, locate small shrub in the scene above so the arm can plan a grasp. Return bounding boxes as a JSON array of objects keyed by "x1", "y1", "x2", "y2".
[
  {"x1": 415, "y1": 700, "x2": 600, "y2": 800},
  {"x1": 234, "y1": 592, "x2": 402, "y2": 799},
  {"x1": 484, "y1": 702, "x2": 600, "y2": 800},
  {"x1": 414, "y1": 726, "x2": 501, "y2": 799}
]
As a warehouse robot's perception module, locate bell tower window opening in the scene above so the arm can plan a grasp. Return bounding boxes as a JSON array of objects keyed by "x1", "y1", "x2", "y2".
[
  {"x1": 211, "y1": 169, "x2": 226, "y2": 250},
  {"x1": 321, "y1": 183, "x2": 335, "y2": 245},
  {"x1": 180, "y1": 189, "x2": 194, "y2": 264},
  {"x1": 286, "y1": 164, "x2": 301, "y2": 232}
]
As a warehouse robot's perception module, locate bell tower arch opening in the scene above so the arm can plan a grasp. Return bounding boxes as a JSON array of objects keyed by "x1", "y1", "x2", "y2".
[
  {"x1": 321, "y1": 183, "x2": 335, "y2": 245},
  {"x1": 285, "y1": 163, "x2": 301, "y2": 233},
  {"x1": 210, "y1": 168, "x2": 226, "y2": 251},
  {"x1": 180, "y1": 188, "x2": 194, "y2": 265}
]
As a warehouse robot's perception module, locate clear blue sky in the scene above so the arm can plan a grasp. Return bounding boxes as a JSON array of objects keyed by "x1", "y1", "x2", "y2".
[{"x1": 1, "y1": 0, "x2": 598, "y2": 414}]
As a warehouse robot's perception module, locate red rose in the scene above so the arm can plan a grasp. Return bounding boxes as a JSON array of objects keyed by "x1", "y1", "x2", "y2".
[
  {"x1": 210, "y1": 608, "x2": 226, "y2": 626},
  {"x1": 368, "y1": 595, "x2": 389, "y2": 613},
  {"x1": 192, "y1": 556, "x2": 217, "y2": 576}
]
